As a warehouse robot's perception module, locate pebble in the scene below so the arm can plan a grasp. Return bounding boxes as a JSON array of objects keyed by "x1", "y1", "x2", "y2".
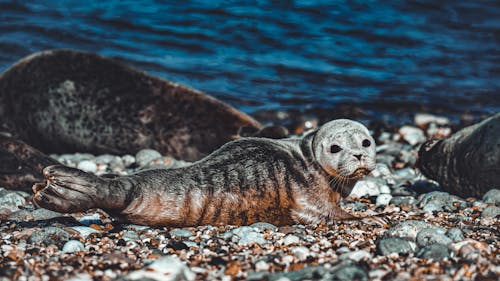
[
  {"x1": 135, "y1": 149, "x2": 162, "y2": 167},
  {"x1": 122, "y1": 230, "x2": 140, "y2": 242},
  {"x1": 78, "y1": 213, "x2": 102, "y2": 226},
  {"x1": 416, "y1": 227, "x2": 452, "y2": 247},
  {"x1": 417, "y1": 244, "x2": 450, "y2": 260},
  {"x1": 238, "y1": 231, "x2": 267, "y2": 246},
  {"x1": 376, "y1": 194, "x2": 393, "y2": 207},
  {"x1": 121, "y1": 154, "x2": 136, "y2": 167},
  {"x1": 446, "y1": 228, "x2": 464, "y2": 242},
  {"x1": 70, "y1": 226, "x2": 99, "y2": 239},
  {"x1": 28, "y1": 227, "x2": 71, "y2": 247},
  {"x1": 291, "y1": 246, "x2": 310, "y2": 261},
  {"x1": 125, "y1": 255, "x2": 195, "y2": 281},
  {"x1": 250, "y1": 222, "x2": 278, "y2": 232},
  {"x1": 378, "y1": 184, "x2": 391, "y2": 194},
  {"x1": 255, "y1": 260, "x2": 270, "y2": 271},
  {"x1": 350, "y1": 178, "x2": 381, "y2": 198},
  {"x1": 398, "y1": 125, "x2": 426, "y2": 146},
  {"x1": 338, "y1": 250, "x2": 372, "y2": 262},
  {"x1": 419, "y1": 191, "x2": 458, "y2": 212},
  {"x1": 390, "y1": 196, "x2": 417, "y2": 206},
  {"x1": 330, "y1": 264, "x2": 368, "y2": 281},
  {"x1": 30, "y1": 208, "x2": 63, "y2": 221},
  {"x1": 482, "y1": 189, "x2": 500, "y2": 204},
  {"x1": 481, "y1": 205, "x2": 500, "y2": 218},
  {"x1": 386, "y1": 220, "x2": 435, "y2": 240},
  {"x1": 0, "y1": 188, "x2": 27, "y2": 212},
  {"x1": 62, "y1": 240, "x2": 85, "y2": 253},
  {"x1": 370, "y1": 163, "x2": 392, "y2": 178},
  {"x1": 414, "y1": 113, "x2": 450, "y2": 127},
  {"x1": 282, "y1": 234, "x2": 301, "y2": 246},
  {"x1": 377, "y1": 238, "x2": 417, "y2": 255},
  {"x1": 77, "y1": 160, "x2": 98, "y2": 173},
  {"x1": 169, "y1": 229, "x2": 194, "y2": 238}
]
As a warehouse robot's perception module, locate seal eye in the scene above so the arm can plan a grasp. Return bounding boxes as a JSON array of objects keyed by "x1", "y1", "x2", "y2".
[
  {"x1": 330, "y1": 145, "x2": 342, "y2": 153},
  {"x1": 362, "y1": 139, "x2": 371, "y2": 147}
]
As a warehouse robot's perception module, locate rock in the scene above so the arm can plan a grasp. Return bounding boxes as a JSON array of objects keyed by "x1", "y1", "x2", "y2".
[
  {"x1": 124, "y1": 255, "x2": 195, "y2": 281},
  {"x1": 78, "y1": 213, "x2": 102, "y2": 226},
  {"x1": 371, "y1": 163, "x2": 392, "y2": 178},
  {"x1": 69, "y1": 226, "x2": 99, "y2": 239},
  {"x1": 330, "y1": 264, "x2": 368, "y2": 281},
  {"x1": 62, "y1": 240, "x2": 85, "y2": 253},
  {"x1": 481, "y1": 205, "x2": 500, "y2": 218},
  {"x1": 390, "y1": 196, "x2": 417, "y2": 206},
  {"x1": 255, "y1": 260, "x2": 270, "y2": 271},
  {"x1": 94, "y1": 154, "x2": 117, "y2": 164},
  {"x1": 339, "y1": 250, "x2": 372, "y2": 262},
  {"x1": 135, "y1": 149, "x2": 162, "y2": 167},
  {"x1": 418, "y1": 113, "x2": 500, "y2": 198},
  {"x1": 482, "y1": 189, "x2": 500, "y2": 204},
  {"x1": 282, "y1": 234, "x2": 301, "y2": 246},
  {"x1": 377, "y1": 238, "x2": 417, "y2": 255},
  {"x1": 446, "y1": 228, "x2": 464, "y2": 242},
  {"x1": 376, "y1": 194, "x2": 393, "y2": 207},
  {"x1": 414, "y1": 113, "x2": 450, "y2": 127},
  {"x1": 238, "y1": 231, "x2": 266, "y2": 246},
  {"x1": 417, "y1": 244, "x2": 450, "y2": 260},
  {"x1": 0, "y1": 188, "x2": 27, "y2": 212},
  {"x1": 378, "y1": 185, "x2": 391, "y2": 194},
  {"x1": 250, "y1": 222, "x2": 278, "y2": 232},
  {"x1": 350, "y1": 178, "x2": 381, "y2": 198},
  {"x1": 169, "y1": 229, "x2": 194, "y2": 238},
  {"x1": 419, "y1": 191, "x2": 460, "y2": 212},
  {"x1": 28, "y1": 227, "x2": 71, "y2": 247},
  {"x1": 386, "y1": 220, "x2": 436, "y2": 240},
  {"x1": 416, "y1": 227, "x2": 452, "y2": 247},
  {"x1": 291, "y1": 246, "x2": 310, "y2": 261},
  {"x1": 121, "y1": 154, "x2": 136, "y2": 167},
  {"x1": 30, "y1": 208, "x2": 64, "y2": 221},
  {"x1": 398, "y1": 126, "x2": 426, "y2": 146},
  {"x1": 122, "y1": 231, "x2": 140, "y2": 242},
  {"x1": 77, "y1": 160, "x2": 97, "y2": 173}
]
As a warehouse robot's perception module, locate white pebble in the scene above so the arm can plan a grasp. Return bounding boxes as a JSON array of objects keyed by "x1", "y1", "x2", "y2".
[
  {"x1": 282, "y1": 234, "x2": 300, "y2": 246},
  {"x1": 62, "y1": 240, "x2": 85, "y2": 253},
  {"x1": 376, "y1": 194, "x2": 393, "y2": 207},
  {"x1": 398, "y1": 125, "x2": 426, "y2": 146},
  {"x1": 77, "y1": 160, "x2": 97, "y2": 173},
  {"x1": 291, "y1": 246, "x2": 310, "y2": 261},
  {"x1": 255, "y1": 260, "x2": 270, "y2": 271}
]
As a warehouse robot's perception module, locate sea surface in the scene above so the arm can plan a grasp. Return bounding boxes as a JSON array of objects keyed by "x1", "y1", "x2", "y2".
[{"x1": 1, "y1": 0, "x2": 499, "y2": 123}]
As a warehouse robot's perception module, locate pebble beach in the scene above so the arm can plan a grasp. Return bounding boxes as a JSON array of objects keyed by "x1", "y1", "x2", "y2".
[{"x1": 0, "y1": 113, "x2": 498, "y2": 281}]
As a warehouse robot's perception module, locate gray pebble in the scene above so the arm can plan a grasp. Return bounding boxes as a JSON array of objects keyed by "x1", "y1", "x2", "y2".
[
  {"x1": 250, "y1": 222, "x2": 278, "y2": 232},
  {"x1": 121, "y1": 154, "x2": 136, "y2": 167},
  {"x1": 238, "y1": 231, "x2": 266, "y2": 246},
  {"x1": 390, "y1": 196, "x2": 417, "y2": 206},
  {"x1": 30, "y1": 208, "x2": 63, "y2": 221},
  {"x1": 29, "y1": 227, "x2": 71, "y2": 247},
  {"x1": 0, "y1": 188, "x2": 27, "y2": 212},
  {"x1": 94, "y1": 154, "x2": 116, "y2": 164},
  {"x1": 416, "y1": 227, "x2": 452, "y2": 247},
  {"x1": 77, "y1": 160, "x2": 97, "y2": 173},
  {"x1": 339, "y1": 250, "x2": 372, "y2": 262},
  {"x1": 378, "y1": 184, "x2": 391, "y2": 194},
  {"x1": 291, "y1": 246, "x2": 310, "y2": 261},
  {"x1": 350, "y1": 178, "x2": 381, "y2": 198},
  {"x1": 78, "y1": 213, "x2": 102, "y2": 226},
  {"x1": 70, "y1": 226, "x2": 99, "y2": 239},
  {"x1": 283, "y1": 234, "x2": 301, "y2": 246},
  {"x1": 376, "y1": 194, "x2": 393, "y2": 207},
  {"x1": 482, "y1": 189, "x2": 500, "y2": 204},
  {"x1": 62, "y1": 240, "x2": 85, "y2": 253},
  {"x1": 330, "y1": 264, "x2": 368, "y2": 281},
  {"x1": 419, "y1": 191, "x2": 458, "y2": 212},
  {"x1": 481, "y1": 205, "x2": 500, "y2": 218},
  {"x1": 135, "y1": 149, "x2": 162, "y2": 167},
  {"x1": 122, "y1": 230, "x2": 140, "y2": 242},
  {"x1": 446, "y1": 228, "x2": 464, "y2": 242},
  {"x1": 377, "y1": 237, "x2": 417, "y2": 255},
  {"x1": 124, "y1": 255, "x2": 195, "y2": 281},
  {"x1": 169, "y1": 229, "x2": 194, "y2": 238},
  {"x1": 386, "y1": 220, "x2": 435, "y2": 240},
  {"x1": 417, "y1": 244, "x2": 450, "y2": 260}
]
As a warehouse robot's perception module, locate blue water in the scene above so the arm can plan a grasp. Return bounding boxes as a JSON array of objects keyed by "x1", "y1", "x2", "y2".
[{"x1": 1, "y1": 0, "x2": 499, "y2": 122}]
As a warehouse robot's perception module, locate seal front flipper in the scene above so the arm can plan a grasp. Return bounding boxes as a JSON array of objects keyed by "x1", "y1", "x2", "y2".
[{"x1": 33, "y1": 165, "x2": 131, "y2": 213}]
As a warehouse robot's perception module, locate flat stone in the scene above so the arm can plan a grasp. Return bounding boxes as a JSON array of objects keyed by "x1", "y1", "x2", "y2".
[
  {"x1": 28, "y1": 227, "x2": 71, "y2": 247},
  {"x1": 70, "y1": 226, "x2": 99, "y2": 239},
  {"x1": 30, "y1": 208, "x2": 64, "y2": 221},
  {"x1": 78, "y1": 213, "x2": 102, "y2": 226},
  {"x1": 238, "y1": 231, "x2": 266, "y2": 246},
  {"x1": 416, "y1": 227, "x2": 452, "y2": 247},
  {"x1": 169, "y1": 229, "x2": 194, "y2": 238},
  {"x1": 482, "y1": 189, "x2": 500, "y2": 204},
  {"x1": 124, "y1": 255, "x2": 195, "y2": 281},
  {"x1": 62, "y1": 240, "x2": 85, "y2": 253},
  {"x1": 481, "y1": 205, "x2": 500, "y2": 218},
  {"x1": 377, "y1": 237, "x2": 417, "y2": 255},
  {"x1": 417, "y1": 244, "x2": 450, "y2": 260}
]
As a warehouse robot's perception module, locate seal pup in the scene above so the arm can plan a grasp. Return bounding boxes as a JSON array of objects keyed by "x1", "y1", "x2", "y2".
[
  {"x1": 33, "y1": 119, "x2": 377, "y2": 226},
  {"x1": 418, "y1": 112, "x2": 500, "y2": 198}
]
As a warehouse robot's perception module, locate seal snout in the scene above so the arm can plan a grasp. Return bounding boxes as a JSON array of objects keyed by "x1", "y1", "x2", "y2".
[{"x1": 350, "y1": 167, "x2": 371, "y2": 179}]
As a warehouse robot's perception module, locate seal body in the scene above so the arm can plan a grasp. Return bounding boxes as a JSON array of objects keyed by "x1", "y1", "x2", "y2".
[
  {"x1": 34, "y1": 119, "x2": 377, "y2": 226},
  {"x1": 418, "y1": 112, "x2": 500, "y2": 198}
]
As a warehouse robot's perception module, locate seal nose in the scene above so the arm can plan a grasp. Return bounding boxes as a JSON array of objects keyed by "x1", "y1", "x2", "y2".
[{"x1": 354, "y1": 154, "x2": 362, "y2": 161}]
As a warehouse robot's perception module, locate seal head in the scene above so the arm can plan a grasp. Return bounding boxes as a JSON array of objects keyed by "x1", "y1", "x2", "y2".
[{"x1": 312, "y1": 119, "x2": 376, "y2": 181}]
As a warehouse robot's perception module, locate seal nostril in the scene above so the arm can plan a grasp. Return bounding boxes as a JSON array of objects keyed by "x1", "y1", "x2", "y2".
[{"x1": 354, "y1": 154, "x2": 362, "y2": 160}]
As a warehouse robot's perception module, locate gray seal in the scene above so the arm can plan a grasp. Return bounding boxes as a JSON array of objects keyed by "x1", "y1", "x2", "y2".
[{"x1": 33, "y1": 119, "x2": 377, "y2": 226}]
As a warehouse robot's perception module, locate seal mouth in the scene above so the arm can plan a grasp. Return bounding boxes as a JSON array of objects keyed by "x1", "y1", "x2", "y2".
[{"x1": 349, "y1": 167, "x2": 371, "y2": 179}]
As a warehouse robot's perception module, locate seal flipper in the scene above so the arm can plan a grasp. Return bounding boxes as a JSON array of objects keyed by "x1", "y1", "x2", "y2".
[{"x1": 33, "y1": 165, "x2": 108, "y2": 213}]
